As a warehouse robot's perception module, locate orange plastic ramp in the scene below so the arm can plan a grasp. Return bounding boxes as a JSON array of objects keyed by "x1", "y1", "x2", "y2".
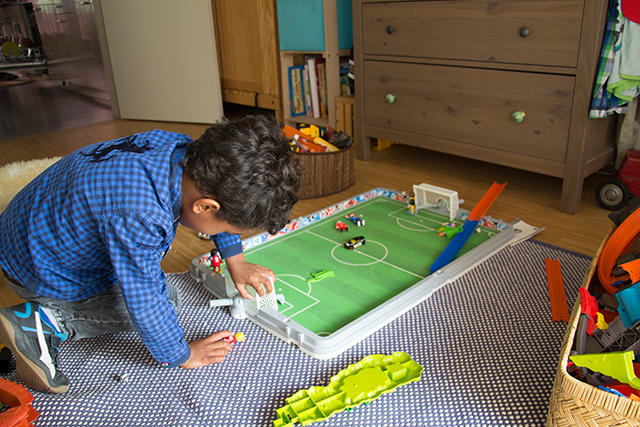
[
  {"x1": 545, "y1": 258, "x2": 569, "y2": 322},
  {"x1": 621, "y1": 258, "x2": 640, "y2": 284},
  {"x1": 467, "y1": 182, "x2": 507, "y2": 221},
  {"x1": 597, "y1": 207, "x2": 640, "y2": 294}
]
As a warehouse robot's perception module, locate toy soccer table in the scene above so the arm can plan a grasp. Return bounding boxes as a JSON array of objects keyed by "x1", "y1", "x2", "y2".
[{"x1": 190, "y1": 188, "x2": 528, "y2": 359}]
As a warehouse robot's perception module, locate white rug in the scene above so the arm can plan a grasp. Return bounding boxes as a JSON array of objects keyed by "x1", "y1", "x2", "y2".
[{"x1": 0, "y1": 157, "x2": 61, "y2": 212}]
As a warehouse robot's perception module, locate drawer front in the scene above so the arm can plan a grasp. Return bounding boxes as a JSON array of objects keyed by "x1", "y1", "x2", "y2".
[
  {"x1": 363, "y1": 61, "x2": 574, "y2": 162},
  {"x1": 362, "y1": 0, "x2": 582, "y2": 68}
]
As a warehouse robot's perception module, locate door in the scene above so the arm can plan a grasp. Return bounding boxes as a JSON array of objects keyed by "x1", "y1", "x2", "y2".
[{"x1": 96, "y1": 0, "x2": 223, "y2": 123}]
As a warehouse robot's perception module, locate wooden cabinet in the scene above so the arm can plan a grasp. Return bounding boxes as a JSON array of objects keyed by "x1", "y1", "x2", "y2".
[
  {"x1": 353, "y1": 0, "x2": 617, "y2": 214},
  {"x1": 211, "y1": 0, "x2": 282, "y2": 119}
]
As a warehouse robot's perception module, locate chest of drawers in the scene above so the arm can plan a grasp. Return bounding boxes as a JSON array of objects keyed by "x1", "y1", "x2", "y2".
[{"x1": 353, "y1": 0, "x2": 616, "y2": 214}]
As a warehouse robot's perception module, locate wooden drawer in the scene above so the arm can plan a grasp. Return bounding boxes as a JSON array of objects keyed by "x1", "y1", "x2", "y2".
[
  {"x1": 363, "y1": 60, "x2": 574, "y2": 162},
  {"x1": 362, "y1": 0, "x2": 582, "y2": 68}
]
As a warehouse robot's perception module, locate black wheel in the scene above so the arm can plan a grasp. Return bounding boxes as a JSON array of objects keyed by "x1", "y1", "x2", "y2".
[{"x1": 595, "y1": 177, "x2": 630, "y2": 210}]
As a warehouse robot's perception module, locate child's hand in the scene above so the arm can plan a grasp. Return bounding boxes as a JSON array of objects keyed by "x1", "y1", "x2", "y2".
[
  {"x1": 225, "y1": 253, "x2": 276, "y2": 300},
  {"x1": 181, "y1": 330, "x2": 233, "y2": 369}
]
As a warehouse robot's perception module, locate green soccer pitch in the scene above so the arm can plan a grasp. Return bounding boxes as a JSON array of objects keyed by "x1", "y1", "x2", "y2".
[{"x1": 241, "y1": 197, "x2": 495, "y2": 336}]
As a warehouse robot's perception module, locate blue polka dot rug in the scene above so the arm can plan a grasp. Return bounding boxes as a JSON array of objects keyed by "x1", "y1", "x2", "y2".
[{"x1": 1, "y1": 239, "x2": 590, "y2": 426}]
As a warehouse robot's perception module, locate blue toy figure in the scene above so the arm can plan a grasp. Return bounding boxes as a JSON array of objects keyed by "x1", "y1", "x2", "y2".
[{"x1": 345, "y1": 213, "x2": 365, "y2": 227}]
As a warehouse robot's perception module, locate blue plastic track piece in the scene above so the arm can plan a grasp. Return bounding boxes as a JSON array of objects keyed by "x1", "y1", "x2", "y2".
[
  {"x1": 429, "y1": 220, "x2": 479, "y2": 273},
  {"x1": 615, "y1": 282, "x2": 640, "y2": 327}
]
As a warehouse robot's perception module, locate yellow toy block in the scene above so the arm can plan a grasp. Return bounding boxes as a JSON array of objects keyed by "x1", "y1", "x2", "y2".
[
  {"x1": 299, "y1": 125, "x2": 320, "y2": 138},
  {"x1": 313, "y1": 137, "x2": 339, "y2": 152},
  {"x1": 375, "y1": 139, "x2": 397, "y2": 151}
]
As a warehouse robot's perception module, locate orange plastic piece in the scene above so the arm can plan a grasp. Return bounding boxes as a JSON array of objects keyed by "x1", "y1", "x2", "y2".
[
  {"x1": 0, "y1": 378, "x2": 39, "y2": 426},
  {"x1": 467, "y1": 182, "x2": 507, "y2": 221},
  {"x1": 545, "y1": 258, "x2": 570, "y2": 322},
  {"x1": 621, "y1": 258, "x2": 640, "y2": 284},
  {"x1": 282, "y1": 125, "x2": 326, "y2": 153},
  {"x1": 597, "y1": 207, "x2": 640, "y2": 294}
]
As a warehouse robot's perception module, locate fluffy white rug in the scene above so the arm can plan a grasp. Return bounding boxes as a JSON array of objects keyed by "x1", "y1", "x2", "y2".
[{"x1": 0, "y1": 157, "x2": 61, "y2": 213}]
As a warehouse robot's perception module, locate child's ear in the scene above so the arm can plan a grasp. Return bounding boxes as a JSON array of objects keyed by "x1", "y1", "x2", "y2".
[{"x1": 193, "y1": 198, "x2": 220, "y2": 215}]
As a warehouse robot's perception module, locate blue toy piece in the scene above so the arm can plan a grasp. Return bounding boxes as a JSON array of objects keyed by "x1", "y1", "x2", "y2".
[
  {"x1": 429, "y1": 220, "x2": 478, "y2": 273},
  {"x1": 345, "y1": 213, "x2": 365, "y2": 227},
  {"x1": 615, "y1": 281, "x2": 640, "y2": 327}
]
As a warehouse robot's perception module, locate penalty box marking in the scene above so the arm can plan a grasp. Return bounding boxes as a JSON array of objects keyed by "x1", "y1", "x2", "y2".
[{"x1": 276, "y1": 274, "x2": 320, "y2": 319}]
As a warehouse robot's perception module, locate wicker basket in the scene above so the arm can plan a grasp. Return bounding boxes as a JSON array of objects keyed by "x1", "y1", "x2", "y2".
[
  {"x1": 294, "y1": 145, "x2": 355, "y2": 200},
  {"x1": 546, "y1": 233, "x2": 640, "y2": 426}
]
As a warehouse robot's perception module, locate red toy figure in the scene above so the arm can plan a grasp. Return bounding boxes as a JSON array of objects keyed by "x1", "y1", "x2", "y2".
[
  {"x1": 345, "y1": 213, "x2": 365, "y2": 227},
  {"x1": 210, "y1": 249, "x2": 222, "y2": 275},
  {"x1": 335, "y1": 221, "x2": 349, "y2": 232},
  {"x1": 223, "y1": 332, "x2": 245, "y2": 344}
]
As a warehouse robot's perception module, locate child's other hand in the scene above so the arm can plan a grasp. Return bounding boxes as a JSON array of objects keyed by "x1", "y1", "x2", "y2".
[
  {"x1": 181, "y1": 330, "x2": 233, "y2": 369},
  {"x1": 225, "y1": 253, "x2": 275, "y2": 300}
]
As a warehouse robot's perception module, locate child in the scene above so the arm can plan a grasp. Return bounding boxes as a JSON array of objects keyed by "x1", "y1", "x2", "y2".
[{"x1": 0, "y1": 115, "x2": 300, "y2": 393}]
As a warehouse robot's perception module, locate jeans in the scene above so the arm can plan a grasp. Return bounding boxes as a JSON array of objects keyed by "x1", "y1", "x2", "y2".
[{"x1": 3, "y1": 271, "x2": 182, "y2": 341}]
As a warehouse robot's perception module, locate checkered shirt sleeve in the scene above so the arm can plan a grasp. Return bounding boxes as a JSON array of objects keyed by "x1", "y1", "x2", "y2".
[
  {"x1": 100, "y1": 210, "x2": 190, "y2": 368},
  {"x1": 211, "y1": 233, "x2": 243, "y2": 258}
]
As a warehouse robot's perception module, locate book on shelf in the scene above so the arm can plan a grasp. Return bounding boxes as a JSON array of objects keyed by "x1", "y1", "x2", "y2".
[
  {"x1": 287, "y1": 65, "x2": 306, "y2": 117},
  {"x1": 340, "y1": 74, "x2": 351, "y2": 96},
  {"x1": 302, "y1": 64, "x2": 312, "y2": 118},
  {"x1": 306, "y1": 55, "x2": 324, "y2": 119},
  {"x1": 317, "y1": 60, "x2": 327, "y2": 117}
]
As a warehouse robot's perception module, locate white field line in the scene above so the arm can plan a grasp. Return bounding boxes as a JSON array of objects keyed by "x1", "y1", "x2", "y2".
[
  {"x1": 246, "y1": 198, "x2": 386, "y2": 256},
  {"x1": 387, "y1": 206, "x2": 443, "y2": 230},
  {"x1": 305, "y1": 230, "x2": 425, "y2": 280},
  {"x1": 277, "y1": 277, "x2": 319, "y2": 318}
]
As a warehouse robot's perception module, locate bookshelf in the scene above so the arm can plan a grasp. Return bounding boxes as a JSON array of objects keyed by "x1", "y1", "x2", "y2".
[{"x1": 278, "y1": 0, "x2": 352, "y2": 130}]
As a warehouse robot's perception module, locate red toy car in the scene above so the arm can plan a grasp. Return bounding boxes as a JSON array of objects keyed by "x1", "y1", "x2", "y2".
[{"x1": 596, "y1": 149, "x2": 640, "y2": 210}]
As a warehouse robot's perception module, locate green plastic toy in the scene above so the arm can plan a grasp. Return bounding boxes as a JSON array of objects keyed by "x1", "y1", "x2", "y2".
[
  {"x1": 570, "y1": 351, "x2": 640, "y2": 390},
  {"x1": 438, "y1": 225, "x2": 464, "y2": 239},
  {"x1": 273, "y1": 351, "x2": 423, "y2": 426},
  {"x1": 306, "y1": 269, "x2": 335, "y2": 284}
]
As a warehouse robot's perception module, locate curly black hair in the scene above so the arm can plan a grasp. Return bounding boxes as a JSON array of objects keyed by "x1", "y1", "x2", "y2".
[{"x1": 183, "y1": 115, "x2": 300, "y2": 234}]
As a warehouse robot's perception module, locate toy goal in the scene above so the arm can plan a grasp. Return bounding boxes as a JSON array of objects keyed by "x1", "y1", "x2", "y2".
[{"x1": 413, "y1": 183, "x2": 459, "y2": 222}]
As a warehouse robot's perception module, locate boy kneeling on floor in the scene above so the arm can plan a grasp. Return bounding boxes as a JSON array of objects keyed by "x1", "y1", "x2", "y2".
[{"x1": 0, "y1": 115, "x2": 300, "y2": 393}]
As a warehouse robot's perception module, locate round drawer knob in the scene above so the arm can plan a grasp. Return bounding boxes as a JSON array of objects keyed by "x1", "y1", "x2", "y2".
[
  {"x1": 519, "y1": 26, "x2": 531, "y2": 38},
  {"x1": 386, "y1": 25, "x2": 395, "y2": 34},
  {"x1": 385, "y1": 93, "x2": 397, "y2": 104},
  {"x1": 511, "y1": 110, "x2": 526, "y2": 123}
]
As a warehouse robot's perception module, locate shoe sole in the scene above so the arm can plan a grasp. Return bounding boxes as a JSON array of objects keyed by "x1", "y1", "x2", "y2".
[{"x1": 0, "y1": 313, "x2": 68, "y2": 394}]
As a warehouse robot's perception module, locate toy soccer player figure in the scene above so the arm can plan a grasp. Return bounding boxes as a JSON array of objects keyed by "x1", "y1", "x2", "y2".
[
  {"x1": 210, "y1": 248, "x2": 223, "y2": 275},
  {"x1": 335, "y1": 221, "x2": 348, "y2": 232},
  {"x1": 0, "y1": 115, "x2": 300, "y2": 394},
  {"x1": 407, "y1": 192, "x2": 416, "y2": 215},
  {"x1": 345, "y1": 213, "x2": 365, "y2": 227}
]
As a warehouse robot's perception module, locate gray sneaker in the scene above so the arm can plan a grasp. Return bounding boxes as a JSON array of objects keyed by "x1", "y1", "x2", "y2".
[{"x1": 0, "y1": 302, "x2": 69, "y2": 393}]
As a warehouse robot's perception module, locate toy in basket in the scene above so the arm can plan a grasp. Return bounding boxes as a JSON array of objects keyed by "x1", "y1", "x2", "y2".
[
  {"x1": 282, "y1": 124, "x2": 355, "y2": 200},
  {"x1": 547, "y1": 204, "x2": 640, "y2": 424}
]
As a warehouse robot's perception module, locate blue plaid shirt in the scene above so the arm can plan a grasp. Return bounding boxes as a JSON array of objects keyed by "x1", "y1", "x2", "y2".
[{"x1": 0, "y1": 130, "x2": 242, "y2": 367}]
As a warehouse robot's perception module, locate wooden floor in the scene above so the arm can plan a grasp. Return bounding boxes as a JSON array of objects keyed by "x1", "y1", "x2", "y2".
[{"x1": 0, "y1": 118, "x2": 614, "y2": 306}]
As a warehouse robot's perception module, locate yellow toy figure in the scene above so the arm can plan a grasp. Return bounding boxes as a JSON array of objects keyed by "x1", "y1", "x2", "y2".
[{"x1": 407, "y1": 192, "x2": 415, "y2": 215}]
